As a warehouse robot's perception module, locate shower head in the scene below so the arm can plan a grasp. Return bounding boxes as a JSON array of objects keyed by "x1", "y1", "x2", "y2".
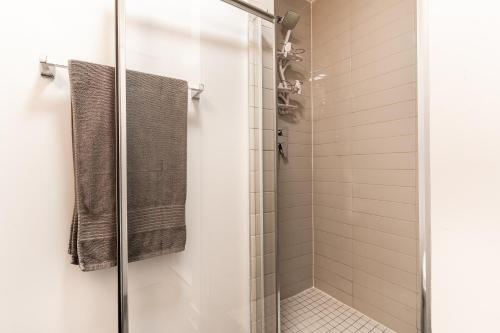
[{"x1": 281, "y1": 10, "x2": 300, "y2": 30}]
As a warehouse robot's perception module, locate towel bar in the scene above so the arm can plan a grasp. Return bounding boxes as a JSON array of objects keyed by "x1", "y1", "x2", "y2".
[{"x1": 39, "y1": 57, "x2": 205, "y2": 100}]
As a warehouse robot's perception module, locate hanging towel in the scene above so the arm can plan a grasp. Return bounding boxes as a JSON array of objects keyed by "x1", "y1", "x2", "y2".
[{"x1": 68, "y1": 60, "x2": 188, "y2": 272}]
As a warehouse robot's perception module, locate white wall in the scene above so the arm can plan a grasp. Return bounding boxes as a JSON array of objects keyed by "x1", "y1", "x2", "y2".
[
  {"x1": 0, "y1": 0, "x2": 268, "y2": 332},
  {"x1": 427, "y1": 1, "x2": 500, "y2": 332}
]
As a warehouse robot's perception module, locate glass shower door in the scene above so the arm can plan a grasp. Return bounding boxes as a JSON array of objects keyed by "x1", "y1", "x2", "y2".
[{"x1": 123, "y1": 0, "x2": 276, "y2": 332}]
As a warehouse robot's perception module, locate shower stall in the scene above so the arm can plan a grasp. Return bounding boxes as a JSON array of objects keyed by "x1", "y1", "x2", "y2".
[{"x1": 0, "y1": 0, "x2": 428, "y2": 333}]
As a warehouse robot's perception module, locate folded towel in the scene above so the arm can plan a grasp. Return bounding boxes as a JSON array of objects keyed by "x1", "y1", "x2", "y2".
[{"x1": 68, "y1": 60, "x2": 188, "y2": 271}]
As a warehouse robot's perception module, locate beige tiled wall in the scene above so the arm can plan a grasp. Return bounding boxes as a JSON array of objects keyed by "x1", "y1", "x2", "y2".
[
  {"x1": 272, "y1": 0, "x2": 418, "y2": 331},
  {"x1": 276, "y1": 0, "x2": 314, "y2": 300},
  {"x1": 311, "y1": 0, "x2": 418, "y2": 332}
]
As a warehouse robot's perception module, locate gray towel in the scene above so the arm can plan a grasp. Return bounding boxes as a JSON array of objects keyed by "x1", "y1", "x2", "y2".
[{"x1": 68, "y1": 60, "x2": 187, "y2": 272}]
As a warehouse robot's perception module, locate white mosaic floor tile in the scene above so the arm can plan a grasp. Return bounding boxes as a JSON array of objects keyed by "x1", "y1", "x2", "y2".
[{"x1": 280, "y1": 288, "x2": 396, "y2": 333}]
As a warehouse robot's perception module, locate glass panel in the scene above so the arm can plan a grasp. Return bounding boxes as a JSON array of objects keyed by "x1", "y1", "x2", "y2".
[{"x1": 124, "y1": 0, "x2": 275, "y2": 332}]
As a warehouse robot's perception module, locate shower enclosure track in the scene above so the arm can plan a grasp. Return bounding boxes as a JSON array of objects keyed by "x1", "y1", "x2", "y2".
[
  {"x1": 221, "y1": 0, "x2": 275, "y2": 22},
  {"x1": 115, "y1": 1, "x2": 127, "y2": 332}
]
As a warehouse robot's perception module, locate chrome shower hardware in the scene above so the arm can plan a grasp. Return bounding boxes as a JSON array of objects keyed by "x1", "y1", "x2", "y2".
[
  {"x1": 39, "y1": 57, "x2": 205, "y2": 100},
  {"x1": 278, "y1": 10, "x2": 300, "y2": 46},
  {"x1": 277, "y1": 128, "x2": 289, "y2": 160},
  {"x1": 276, "y1": 11, "x2": 304, "y2": 115}
]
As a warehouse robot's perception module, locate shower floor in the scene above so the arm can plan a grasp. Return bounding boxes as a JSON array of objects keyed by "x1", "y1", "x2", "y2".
[{"x1": 280, "y1": 288, "x2": 395, "y2": 333}]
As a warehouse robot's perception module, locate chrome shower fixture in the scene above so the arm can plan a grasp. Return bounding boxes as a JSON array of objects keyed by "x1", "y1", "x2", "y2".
[
  {"x1": 277, "y1": 10, "x2": 304, "y2": 115},
  {"x1": 280, "y1": 10, "x2": 300, "y2": 30},
  {"x1": 279, "y1": 11, "x2": 301, "y2": 53}
]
